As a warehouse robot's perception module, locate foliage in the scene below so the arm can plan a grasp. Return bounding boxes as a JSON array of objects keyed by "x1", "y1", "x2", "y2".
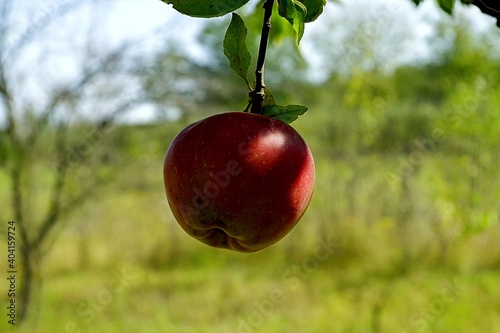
[
  {"x1": 160, "y1": 0, "x2": 499, "y2": 122},
  {"x1": 223, "y1": 13, "x2": 252, "y2": 87},
  {"x1": 163, "y1": 0, "x2": 325, "y2": 40},
  {"x1": 412, "y1": 0, "x2": 500, "y2": 21},
  {"x1": 163, "y1": 0, "x2": 326, "y2": 119},
  {"x1": 162, "y1": 0, "x2": 251, "y2": 17},
  {"x1": 261, "y1": 104, "x2": 308, "y2": 123}
]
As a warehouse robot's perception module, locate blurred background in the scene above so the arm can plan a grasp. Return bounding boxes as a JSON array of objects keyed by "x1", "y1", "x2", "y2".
[{"x1": 1, "y1": 0, "x2": 499, "y2": 332}]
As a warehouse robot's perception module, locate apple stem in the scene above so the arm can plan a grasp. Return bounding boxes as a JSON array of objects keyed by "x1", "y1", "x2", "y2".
[{"x1": 250, "y1": 0, "x2": 274, "y2": 114}]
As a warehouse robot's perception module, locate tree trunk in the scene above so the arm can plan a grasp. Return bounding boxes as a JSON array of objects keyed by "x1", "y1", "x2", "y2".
[{"x1": 18, "y1": 247, "x2": 34, "y2": 324}]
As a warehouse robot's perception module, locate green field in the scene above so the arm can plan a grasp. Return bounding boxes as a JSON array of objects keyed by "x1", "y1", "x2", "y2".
[{"x1": 6, "y1": 260, "x2": 500, "y2": 333}]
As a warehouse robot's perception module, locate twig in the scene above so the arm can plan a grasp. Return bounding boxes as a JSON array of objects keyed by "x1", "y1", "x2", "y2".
[{"x1": 250, "y1": 0, "x2": 274, "y2": 114}]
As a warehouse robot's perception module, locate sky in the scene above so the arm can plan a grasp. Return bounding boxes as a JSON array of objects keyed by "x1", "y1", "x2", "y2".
[
  {"x1": 1, "y1": 0, "x2": 498, "y2": 124},
  {"x1": 103, "y1": 0, "x2": 496, "y2": 66}
]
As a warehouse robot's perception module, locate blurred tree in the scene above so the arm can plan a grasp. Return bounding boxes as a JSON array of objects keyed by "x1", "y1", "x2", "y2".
[
  {"x1": 0, "y1": 0, "x2": 154, "y2": 324},
  {"x1": 471, "y1": 0, "x2": 500, "y2": 26},
  {"x1": 432, "y1": 16, "x2": 500, "y2": 246},
  {"x1": 410, "y1": 0, "x2": 500, "y2": 26},
  {"x1": 137, "y1": 43, "x2": 247, "y2": 118}
]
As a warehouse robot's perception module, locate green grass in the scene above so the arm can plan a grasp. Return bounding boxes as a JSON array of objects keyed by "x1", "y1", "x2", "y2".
[{"x1": 4, "y1": 261, "x2": 500, "y2": 333}]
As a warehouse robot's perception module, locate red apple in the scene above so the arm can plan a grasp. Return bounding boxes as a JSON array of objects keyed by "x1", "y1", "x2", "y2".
[{"x1": 163, "y1": 112, "x2": 315, "y2": 252}]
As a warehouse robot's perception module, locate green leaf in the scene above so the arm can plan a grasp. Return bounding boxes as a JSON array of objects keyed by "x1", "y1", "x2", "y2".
[
  {"x1": 437, "y1": 0, "x2": 455, "y2": 14},
  {"x1": 263, "y1": 87, "x2": 276, "y2": 107},
  {"x1": 277, "y1": 0, "x2": 307, "y2": 43},
  {"x1": 299, "y1": 0, "x2": 327, "y2": 22},
  {"x1": 162, "y1": 0, "x2": 250, "y2": 18},
  {"x1": 223, "y1": 13, "x2": 252, "y2": 84},
  {"x1": 262, "y1": 104, "x2": 308, "y2": 124}
]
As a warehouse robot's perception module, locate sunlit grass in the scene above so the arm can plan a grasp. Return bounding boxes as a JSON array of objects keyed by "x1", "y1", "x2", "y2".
[{"x1": 4, "y1": 260, "x2": 500, "y2": 332}]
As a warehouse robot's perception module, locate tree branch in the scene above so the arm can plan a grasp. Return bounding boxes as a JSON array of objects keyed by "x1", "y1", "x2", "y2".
[
  {"x1": 250, "y1": 0, "x2": 274, "y2": 114},
  {"x1": 471, "y1": 0, "x2": 500, "y2": 27},
  {"x1": 32, "y1": 96, "x2": 141, "y2": 251},
  {"x1": 0, "y1": 0, "x2": 14, "y2": 59}
]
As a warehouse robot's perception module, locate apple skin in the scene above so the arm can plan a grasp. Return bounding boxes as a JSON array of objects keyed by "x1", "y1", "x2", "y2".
[{"x1": 163, "y1": 112, "x2": 315, "y2": 252}]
